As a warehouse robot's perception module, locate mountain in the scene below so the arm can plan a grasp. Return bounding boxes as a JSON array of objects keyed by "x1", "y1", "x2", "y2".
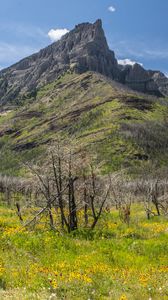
[
  {"x1": 0, "y1": 19, "x2": 168, "y2": 106},
  {"x1": 148, "y1": 70, "x2": 168, "y2": 96},
  {"x1": 118, "y1": 63, "x2": 168, "y2": 97},
  {"x1": 0, "y1": 19, "x2": 119, "y2": 105},
  {"x1": 0, "y1": 71, "x2": 168, "y2": 176},
  {"x1": 0, "y1": 20, "x2": 168, "y2": 176}
]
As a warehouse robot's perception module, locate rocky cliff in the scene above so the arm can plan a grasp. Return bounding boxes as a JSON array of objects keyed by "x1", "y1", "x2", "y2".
[
  {"x1": 119, "y1": 63, "x2": 168, "y2": 97},
  {"x1": 0, "y1": 19, "x2": 119, "y2": 104},
  {"x1": 0, "y1": 19, "x2": 168, "y2": 105},
  {"x1": 148, "y1": 70, "x2": 168, "y2": 96}
]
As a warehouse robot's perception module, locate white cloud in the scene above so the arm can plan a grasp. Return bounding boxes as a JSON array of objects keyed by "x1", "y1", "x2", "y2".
[
  {"x1": 118, "y1": 58, "x2": 143, "y2": 67},
  {"x1": 108, "y1": 6, "x2": 116, "y2": 12},
  {"x1": 48, "y1": 28, "x2": 69, "y2": 42}
]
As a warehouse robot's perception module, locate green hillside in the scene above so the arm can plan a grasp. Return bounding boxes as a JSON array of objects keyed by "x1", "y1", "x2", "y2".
[{"x1": 0, "y1": 71, "x2": 168, "y2": 176}]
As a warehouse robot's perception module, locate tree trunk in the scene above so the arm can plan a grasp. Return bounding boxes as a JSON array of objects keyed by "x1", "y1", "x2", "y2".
[{"x1": 68, "y1": 177, "x2": 78, "y2": 231}]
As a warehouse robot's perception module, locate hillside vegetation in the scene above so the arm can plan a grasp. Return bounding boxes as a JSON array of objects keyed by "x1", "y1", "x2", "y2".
[
  {"x1": 0, "y1": 71, "x2": 168, "y2": 176},
  {"x1": 1, "y1": 18, "x2": 168, "y2": 300}
]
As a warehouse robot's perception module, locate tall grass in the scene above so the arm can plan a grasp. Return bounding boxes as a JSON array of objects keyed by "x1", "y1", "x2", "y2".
[{"x1": 0, "y1": 204, "x2": 168, "y2": 299}]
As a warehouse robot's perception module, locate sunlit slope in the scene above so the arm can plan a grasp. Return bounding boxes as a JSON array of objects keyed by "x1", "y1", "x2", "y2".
[{"x1": 0, "y1": 71, "x2": 168, "y2": 175}]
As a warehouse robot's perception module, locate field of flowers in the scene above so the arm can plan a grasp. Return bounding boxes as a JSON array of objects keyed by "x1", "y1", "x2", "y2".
[{"x1": 0, "y1": 205, "x2": 168, "y2": 300}]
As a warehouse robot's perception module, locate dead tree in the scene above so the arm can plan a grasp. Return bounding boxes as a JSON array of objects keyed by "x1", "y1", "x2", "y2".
[
  {"x1": 16, "y1": 202, "x2": 23, "y2": 222},
  {"x1": 137, "y1": 176, "x2": 168, "y2": 219},
  {"x1": 110, "y1": 173, "x2": 134, "y2": 225},
  {"x1": 68, "y1": 152, "x2": 78, "y2": 231},
  {"x1": 86, "y1": 165, "x2": 111, "y2": 229},
  {"x1": 22, "y1": 140, "x2": 112, "y2": 232}
]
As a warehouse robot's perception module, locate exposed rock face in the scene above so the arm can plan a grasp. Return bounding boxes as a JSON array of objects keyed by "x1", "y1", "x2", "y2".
[
  {"x1": 119, "y1": 63, "x2": 168, "y2": 97},
  {"x1": 0, "y1": 19, "x2": 119, "y2": 104},
  {"x1": 148, "y1": 71, "x2": 168, "y2": 97},
  {"x1": 69, "y1": 20, "x2": 119, "y2": 77},
  {"x1": 0, "y1": 19, "x2": 168, "y2": 105}
]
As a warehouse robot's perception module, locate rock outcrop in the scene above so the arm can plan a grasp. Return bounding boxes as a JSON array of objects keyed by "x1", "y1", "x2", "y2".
[
  {"x1": 118, "y1": 63, "x2": 168, "y2": 97},
  {"x1": 0, "y1": 19, "x2": 119, "y2": 104},
  {"x1": 0, "y1": 19, "x2": 168, "y2": 105},
  {"x1": 148, "y1": 71, "x2": 168, "y2": 97}
]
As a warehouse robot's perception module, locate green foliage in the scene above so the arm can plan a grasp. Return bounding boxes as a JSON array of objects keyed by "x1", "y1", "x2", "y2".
[
  {"x1": 0, "y1": 205, "x2": 168, "y2": 299},
  {"x1": 0, "y1": 72, "x2": 168, "y2": 176}
]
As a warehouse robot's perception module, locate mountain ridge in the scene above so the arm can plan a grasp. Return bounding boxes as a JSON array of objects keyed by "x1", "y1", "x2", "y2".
[
  {"x1": 0, "y1": 20, "x2": 168, "y2": 176},
  {"x1": 0, "y1": 70, "x2": 168, "y2": 176},
  {"x1": 0, "y1": 19, "x2": 119, "y2": 105},
  {"x1": 0, "y1": 19, "x2": 168, "y2": 106}
]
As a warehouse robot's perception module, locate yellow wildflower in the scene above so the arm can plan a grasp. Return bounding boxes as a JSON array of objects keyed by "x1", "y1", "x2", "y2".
[
  {"x1": 119, "y1": 294, "x2": 128, "y2": 300},
  {"x1": 0, "y1": 264, "x2": 5, "y2": 276},
  {"x1": 50, "y1": 279, "x2": 58, "y2": 289},
  {"x1": 139, "y1": 273, "x2": 149, "y2": 286}
]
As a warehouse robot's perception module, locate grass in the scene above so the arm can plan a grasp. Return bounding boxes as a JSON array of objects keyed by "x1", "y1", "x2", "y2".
[
  {"x1": 0, "y1": 204, "x2": 168, "y2": 299},
  {"x1": 1, "y1": 71, "x2": 168, "y2": 176}
]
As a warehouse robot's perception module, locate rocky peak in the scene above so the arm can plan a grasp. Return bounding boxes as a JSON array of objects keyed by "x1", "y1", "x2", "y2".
[
  {"x1": 148, "y1": 70, "x2": 168, "y2": 96},
  {"x1": 119, "y1": 62, "x2": 168, "y2": 97},
  {"x1": 0, "y1": 19, "x2": 119, "y2": 105},
  {"x1": 0, "y1": 19, "x2": 168, "y2": 105},
  {"x1": 63, "y1": 19, "x2": 105, "y2": 46},
  {"x1": 125, "y1": 63, "x2": 150, "y2": 82},
  {"x1": 74, "y1": 19, "x2": 104, "y2": 41}
]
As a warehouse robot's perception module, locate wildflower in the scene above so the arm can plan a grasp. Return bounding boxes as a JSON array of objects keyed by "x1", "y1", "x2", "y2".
[
  {"x1": 107, "y1": 221, "x2": 118, "y2": 230},
  {"x1": 159, "y1": 266, "x2": 168, "y2": 273},
  {"x1": 3, "y1": 226, "x2": 25, "y2": 236},
  {"x1": 119, "y1": 295, "x2": 128, "y2": 300},
  {"x1": 139, "y1": 273, "x2": 149, "y2": 286},
  {"x1": 142, "y1": 223, "x2": 168, "y2": 234},
  {"x1": 83, "y1": 275, "x2": 92, "y2": 283},
  {"x1": 0, "y1": 264, "x2": 5, "y2": 276},
  {"x1": 50, "y1": 279, "x2": 58, "y2": 289}
]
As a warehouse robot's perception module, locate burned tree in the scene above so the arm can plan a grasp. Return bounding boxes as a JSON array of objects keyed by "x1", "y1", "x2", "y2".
[
  {"x1": 23, "y1": 140, "x2": 111, "y2": 232},
  {"x1": 110, "y1": 172, "x2": 135, "y2": 225}
]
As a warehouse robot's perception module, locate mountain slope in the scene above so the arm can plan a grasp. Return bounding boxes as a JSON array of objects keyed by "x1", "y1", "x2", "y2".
[
  {"x1": 0, "y1": 19, "x2": 168, "y2": 176},
  {"x1": 1, "y1": 71, "x2": 168, "y2": 176},
  {"x1": 0, "y1": 19, "x2": 119, "y2": 105},
  {"x1": 1, "y1": 19, "x2": 168, "y2": 107}
]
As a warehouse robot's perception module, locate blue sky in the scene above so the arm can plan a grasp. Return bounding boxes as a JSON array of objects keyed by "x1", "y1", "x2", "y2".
[{"x1": 0, "y1": 0, "x2": 168, "y2": 75}]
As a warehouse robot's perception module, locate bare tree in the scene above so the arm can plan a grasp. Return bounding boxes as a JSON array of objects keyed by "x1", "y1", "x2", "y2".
[
  {"x1": 110, "y1": 172, "x2": 134, "y2": 225},
  {"x1": 137, "y1": 175, "x2": 168, "y2": 219},
  {"x1": 22, "y1": 140, "x2": 111, "y2": 232}
]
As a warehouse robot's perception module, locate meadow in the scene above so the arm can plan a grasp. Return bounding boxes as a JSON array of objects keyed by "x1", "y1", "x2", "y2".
[{"x1": 0, "y1": 204, "x2": 168, "y2": 300}]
